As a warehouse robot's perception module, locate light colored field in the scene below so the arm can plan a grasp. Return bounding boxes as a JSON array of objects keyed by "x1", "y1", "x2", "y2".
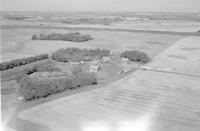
[
  {"x1": 147, "y1": 37, "x2": 200, "y2": 75},
  {"x1": 112, "y1": 20, "x2": 200, "y2": 32},
  {"x1": 17, "y1": 37, "x2": 200, "y2": 131},
  {"x1": 1, "y1": 29, "x2": 183, "y2": 62}
]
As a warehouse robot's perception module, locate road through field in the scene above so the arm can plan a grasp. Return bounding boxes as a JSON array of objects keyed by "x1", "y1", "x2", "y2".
[{"x1": 17, "y1": 37, "x2": 200, "y2": 131}]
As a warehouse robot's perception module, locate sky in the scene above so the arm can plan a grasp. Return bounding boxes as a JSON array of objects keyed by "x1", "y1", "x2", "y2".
[{"x1": 1, "y1": 0, "x2": 200, "y2": 12}]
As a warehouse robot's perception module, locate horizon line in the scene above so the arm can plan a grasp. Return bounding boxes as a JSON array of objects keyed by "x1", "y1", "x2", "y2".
[{"x1": 1, "y1": 10, "x2": 200, "y2": 14}]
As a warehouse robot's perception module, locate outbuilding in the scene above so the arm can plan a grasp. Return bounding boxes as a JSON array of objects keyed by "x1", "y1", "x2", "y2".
[
  {"x1": 89, "y1": 65, "x2": 101, "y2": 72},
  {"x1": 102, "y1": 56, "x2": 110, "y2": 63}
]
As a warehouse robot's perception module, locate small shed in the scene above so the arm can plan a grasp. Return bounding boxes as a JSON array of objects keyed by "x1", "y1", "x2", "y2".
[
  {"x1": 102, "y1": 56, "x2": 110, "y2": 63},
  {"x1": 89, "y1": 65, "x2": 101, "y2": 72},
  {"x1": 121, "y1": 58, "x2": 129, "y2": 63}
]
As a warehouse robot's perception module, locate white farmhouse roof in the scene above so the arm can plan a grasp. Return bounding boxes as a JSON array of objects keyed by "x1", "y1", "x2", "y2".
[{"x1": 102, "y1": 56, "x2": 110, "y2": 62}]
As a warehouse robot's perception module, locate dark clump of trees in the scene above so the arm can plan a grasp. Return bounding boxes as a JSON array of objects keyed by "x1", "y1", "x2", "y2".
[
  {"x1": 32, "y1": 32, "x2": 93, "y2": 42},
  {"x1": 51, "y1": 47, "x2": 110, "y2": 62},
  {"x1": 0, "y1": 54, "x2": 49, "y2": 71},
  {"x1": 62, "y1": 17, "x2": 122, "y2": 25},
  {"x1": 17, "y1": 65, "x2": 97, "y2": 101},
  {"x1": 18, "y1": 75, "x2": 73, "y2": 101},
  {"x1": 120, "y1": 50, "x2": 150, "y2": 63}
]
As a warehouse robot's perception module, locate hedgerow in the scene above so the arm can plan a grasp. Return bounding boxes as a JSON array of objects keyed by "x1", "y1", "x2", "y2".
[
  {"x1": 32, "y1": 32, "x2": 93, "y2": 42},
  {"x1": 0, "y1": 54, "x2": 49, "y2": 71}
]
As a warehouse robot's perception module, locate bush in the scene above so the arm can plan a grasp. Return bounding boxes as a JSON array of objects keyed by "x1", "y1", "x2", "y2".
[
  {"x1": 32, "y1": 34, "x2": 37, "y2": 39},
  {"x1": 71, "y1": 65, "x2": 83, "y2": 76},
  {"x1": 0, "y1": 54, "x2": 49, "y2": 71},
  {"x1": 71, "y1": 72, "x2": 97, "y2": 87},
  {"x1": 121, "y1": 50, "x2": 150, "y2": 63},
  {"x1": 52, "y1": 47, "x2": 110, "y2": 62},
  {"x1": 71, "y1": 65, "x2": 97, "y2": 87},
  {"x1": 36, "y1": 62, "x2": 61, "y2": 72},
  {"x1": 31, "y1": 32, "x2": 93, "y2": 42}
]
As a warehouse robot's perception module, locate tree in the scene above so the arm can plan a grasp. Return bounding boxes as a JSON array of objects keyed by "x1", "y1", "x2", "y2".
[{"x1": 32, "y1": 34, "x2": 37, "y2": 40}]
